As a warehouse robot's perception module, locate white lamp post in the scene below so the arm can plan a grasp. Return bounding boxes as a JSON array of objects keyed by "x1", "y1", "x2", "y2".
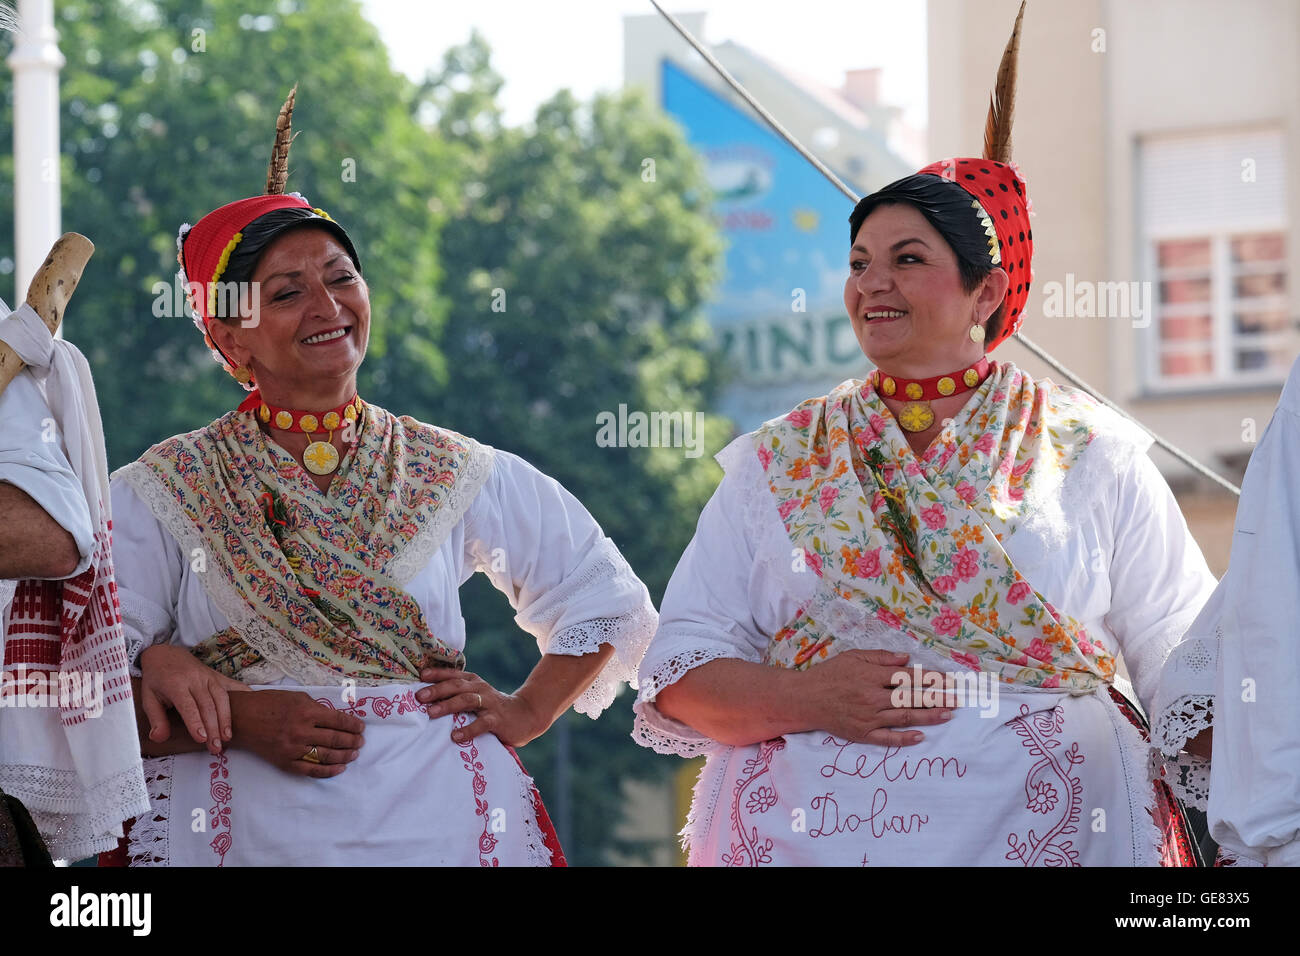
[{"x1": 6, "y1": 0, "x2": 63, "y2": 310}]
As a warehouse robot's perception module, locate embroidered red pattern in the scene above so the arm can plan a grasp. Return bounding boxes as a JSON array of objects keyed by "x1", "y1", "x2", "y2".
[
  {"x1": 455, "y1": 712, "x2": 499, "y2": 867},
  {"x1": 723, "y1": 738, "x2": 786, "y2": 867},
  {"x1": 1005, "y1": 704, "x2": 1084, "y2": 866},
  {"x1": 208, "y1": 751, "x2": 232, "y2": 865},
  {"x1": 313, "y1": 690, "x2": 424, "y2": 719}
]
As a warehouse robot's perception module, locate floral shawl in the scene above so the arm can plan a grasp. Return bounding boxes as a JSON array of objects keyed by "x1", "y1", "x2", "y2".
[
  {"x1": 115, "y1": 401, "x2": 492, "y2": 684},
  {"x1": 755, "y1": 361, "x2": 1119, "y2": 692}
]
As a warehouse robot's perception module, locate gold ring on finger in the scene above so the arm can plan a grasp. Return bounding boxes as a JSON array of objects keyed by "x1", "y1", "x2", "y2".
[
  {"x1": 302, "y1": 746, "x2": 322, "y2": 764},
  {"x1": 474, "y1": 693, "x2": 482, "y2": 710}
]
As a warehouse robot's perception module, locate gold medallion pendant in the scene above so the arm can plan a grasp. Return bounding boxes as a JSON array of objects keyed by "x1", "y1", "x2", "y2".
[
  {"x1": 302, "y1": 440, "x2": 340, "y2": 476},
  {"x1": 898, "y1": 402, "x2": 935, "y2": 433}
]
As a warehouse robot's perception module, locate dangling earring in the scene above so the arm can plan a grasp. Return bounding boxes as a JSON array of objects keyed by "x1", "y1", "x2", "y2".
[
  {"x1": 233, "y1": 364, "x2": 253, "y2": 385},
  {"x1": 969, "y1": 323, "x2": 986, "y2": 344}
]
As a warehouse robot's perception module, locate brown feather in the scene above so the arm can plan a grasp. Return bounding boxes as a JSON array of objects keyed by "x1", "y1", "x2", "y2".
[
  {"x1": 266, "y1": 84, "x2": 299, "y2": 195},
  {"x1": 983, "y1": 1, "x2": 1026, "y2": 164}
]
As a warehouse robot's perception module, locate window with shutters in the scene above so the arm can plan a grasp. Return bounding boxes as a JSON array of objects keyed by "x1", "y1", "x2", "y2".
[{"x1": 1139, "y1": 128, "x2": 1294, "y2": 389}]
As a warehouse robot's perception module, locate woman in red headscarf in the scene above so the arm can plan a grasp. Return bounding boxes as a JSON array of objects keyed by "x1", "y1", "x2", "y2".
[
  {"x1": 632, "y1": 6, "x2": 1217, "y2": 866},
  {"x1": 103, "y1": 91, "x2": 655, "y2": 866}
]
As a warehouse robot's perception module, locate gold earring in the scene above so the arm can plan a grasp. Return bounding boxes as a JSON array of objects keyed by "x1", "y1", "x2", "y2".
[
  {"x1": 969, "y1": 323, "x2": 986, "y2": 344},
  {"x1": 233, "y1": 365, "x2": 253, "y2": 385}
]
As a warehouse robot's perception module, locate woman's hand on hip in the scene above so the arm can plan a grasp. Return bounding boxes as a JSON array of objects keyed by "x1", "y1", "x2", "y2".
[
  {"x1": 416, "y1": 667, "x2": 548, "y2": 748},
  {"x1": 139, "y1": 644, "x2": 247, "y2": 755},
  {"x1": 228, "y1": 689, "x2": 366, "y2": 779},
  {"x1": 804, "y1": 649, "x2": 957, "y2": 747}
]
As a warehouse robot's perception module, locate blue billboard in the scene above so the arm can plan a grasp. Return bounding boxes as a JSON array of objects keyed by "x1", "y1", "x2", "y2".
[{"x1": 661, "y1": 58, "x2": 872, "y2": 430}]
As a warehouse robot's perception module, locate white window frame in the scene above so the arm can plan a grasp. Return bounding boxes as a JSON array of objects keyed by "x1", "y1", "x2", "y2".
[{"x1": 1141, "y1": 222, "x2": 1290, "y2": 392}]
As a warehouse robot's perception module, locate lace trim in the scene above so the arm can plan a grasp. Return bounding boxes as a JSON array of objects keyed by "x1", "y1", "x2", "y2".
[
  {"x1": 1151, "y1": 692, "x2": 1214, "y2": 758},
  {"x1": 1149, "y1": 750, "x2": 1210, "y2": 812},
  {"x1": 632, "y1": 633, "x2": 753, "y2": 757},
  {"x1": 631, "y1": 710, "x2": 722, "y2": 758},
  {"x1": 126, "y1": 756, "x2": 173, "y2": 866},
  {"x1": 0, "y1": 762, "x2": 149, "y2": 860},
  {"x1": 1094, "y1": 690, "x2": 1166, "y2": 867},
  {"x1": 117, "y1": 461, "x2": 471, "y2": 688},
  {"x1": 388, "y1": 438, "x2": 495, "y2": 585},
  {"x1": 515, "y1": 536, "x2": 657, "y2": 719},
  {"x1": 1146, "y1": 691, "x2": 1214, "y2": 811},
  {"x1": 514, "y1": 763, "x2": 553, "y2": 867},
  {"x1": 637, "y1": 641, "x2": 750, "y2": 704},
  {"x1": 682, "y1": 750, "x2": 730, "y2": 863},
  {"x1": 118, "y1": 588, "x2": 173, "y2": 677},
  {"x1": 548, "y1": 605, "x2": 656, "y2": 718},
  {"x1": 25, "y1": 808, "x2": 122, "y2": 862},
  {"x1": 0, "y1": 762, "x2": 88, "y2": 812}
]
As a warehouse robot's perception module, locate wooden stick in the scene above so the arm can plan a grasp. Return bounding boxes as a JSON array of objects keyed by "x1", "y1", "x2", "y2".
[{"x1": 0, "y1": 232, "x2": 95, "y2": 395}]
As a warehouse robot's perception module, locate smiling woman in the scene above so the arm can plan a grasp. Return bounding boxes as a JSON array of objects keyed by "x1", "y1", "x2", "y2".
[
  {"x1": 98, "y1": 89, "x2": 657, "y2": 867},
  {"x1": 633, "y1": 4, "x2": 1222, "y2": 867}
]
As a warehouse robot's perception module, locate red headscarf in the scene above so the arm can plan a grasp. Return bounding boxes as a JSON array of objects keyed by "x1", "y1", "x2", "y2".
[{"x1": 176, "y1": 194, "x2": 353, "y2": 388}]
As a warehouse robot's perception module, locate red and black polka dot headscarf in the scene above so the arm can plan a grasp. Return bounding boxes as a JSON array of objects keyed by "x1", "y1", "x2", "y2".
[
  {"x1": 921, "y1": 157, "x2": 1034, "y2": 351},
  {"x1": 848, "y1": 159, "x2": 1034, "y2": 353},
  {"x1": 850, "y1": 2, "x2": 1032, "y2": 352}
]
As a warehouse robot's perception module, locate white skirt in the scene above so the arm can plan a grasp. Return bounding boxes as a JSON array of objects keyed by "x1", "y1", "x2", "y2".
[
  {"x1": 127, "y1": 683, "x2": 554, "y2": 866},
  {"x1": 684, "y1": 688, "x2": 1168, "y2": 866}
]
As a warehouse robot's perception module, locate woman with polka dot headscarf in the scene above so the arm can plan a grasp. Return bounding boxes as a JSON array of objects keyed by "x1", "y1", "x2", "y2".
[{"x1": 633, "y1": 3, "x2": 1219, "y2": 866}]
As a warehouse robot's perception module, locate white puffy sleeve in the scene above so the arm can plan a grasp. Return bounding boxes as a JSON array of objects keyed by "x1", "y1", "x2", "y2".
[
  {"x1": 108, "y1": 476, "x2": 187, "y2": 676},
  {"x1": 0, "y1": 369, "x2": 95, "y2": 578},
  {"x1": 1196, "y1": 368, "x2": 1300, "y2": 865},
  {"x1": 1100, "y1": 444, "x2": 1217, "y2": 808},
  {"x1": 460, "y1": 448, "x2": 657, "y2": 718},
  {"x1": 632, "y1": 435, "x2": 792, "y2": 757}
]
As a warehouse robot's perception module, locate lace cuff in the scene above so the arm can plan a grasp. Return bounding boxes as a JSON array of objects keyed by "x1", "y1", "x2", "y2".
[
  {"x1": 632, "y1": 627, "x2": 761, "y2": 757},
  {"x1": 515, "y1": 536, "x2": 657, "y2": 719},
  {"x1": 1151, "y1": 692, "x2": 1214, "y2": 758},
  {"x1": 118, "y1": 588, "x2": 172, "y2": 679},
  {"x1": 1146, "y1": 691, "x2": 1213, "y2": 811},
  {"x1": 1148, "y1": 746, "x2": 1211, "y2": 811},
  {"x1": 545, "y1": 602, "x2": 658, "y2": 719}
]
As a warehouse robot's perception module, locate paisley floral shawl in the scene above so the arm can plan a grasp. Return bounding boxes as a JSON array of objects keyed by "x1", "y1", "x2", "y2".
[
  {"x1": 756, "y1": 361, "x2": 1119, "y2": 692},
  {"x1": 120, "y1": 402, "x2": 489, "y2": 683}
]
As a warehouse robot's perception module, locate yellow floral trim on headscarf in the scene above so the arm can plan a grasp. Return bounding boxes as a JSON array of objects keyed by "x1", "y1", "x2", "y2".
[{"x1": 206, "y1": 230, "x2": 245, "y2": 316}]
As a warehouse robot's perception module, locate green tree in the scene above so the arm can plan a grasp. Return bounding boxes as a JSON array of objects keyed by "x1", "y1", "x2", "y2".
[
  {"x1": 0, "y1": 0, "x2": 457, "y2": 466},
  {"x1": 0, "y1": 5, "x2": 729, "y2": 865},
  {"x1": 422, "y1": 38, "x2": 730, "y2": 864}
]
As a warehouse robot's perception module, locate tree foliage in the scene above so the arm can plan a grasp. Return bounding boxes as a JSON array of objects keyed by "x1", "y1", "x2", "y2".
[
  {"x1": 421, "y1": 33, "x2": 730, "y2": 863},
  {"x1": 0, "y1": 4, "x2": 728, "y2": 864}
]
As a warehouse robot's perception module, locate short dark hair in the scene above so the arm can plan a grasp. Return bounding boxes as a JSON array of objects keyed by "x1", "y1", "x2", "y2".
[
  {"x1": 849, "y1": 174, "x2": 1005, "y2": 342},
  {"x1": 213, "y1": 210, "x2": 361, "y2": 322}
]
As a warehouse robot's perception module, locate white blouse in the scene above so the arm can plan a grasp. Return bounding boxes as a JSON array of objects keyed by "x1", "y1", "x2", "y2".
[
  {"x1": 111, "y1": 443, "x2": 656, "y2": 718},
  {"x1": 634, "y1": 414, "x2": 1218, "y2": 802},
  {"x1": 0, "y1": 369, "x2": 95, "y2": 601},
  {"x1": 1187, "y1": 356, "x2": 1300, "y2": 866}
]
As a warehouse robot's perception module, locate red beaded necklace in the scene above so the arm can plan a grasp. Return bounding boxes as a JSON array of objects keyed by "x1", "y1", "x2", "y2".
[
  {"x1": 867, "y1": 357, "x2": 992, "y2": 432},
  {"x1": 236, "y1": 391, "x2": 363, "y2": 475}
]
